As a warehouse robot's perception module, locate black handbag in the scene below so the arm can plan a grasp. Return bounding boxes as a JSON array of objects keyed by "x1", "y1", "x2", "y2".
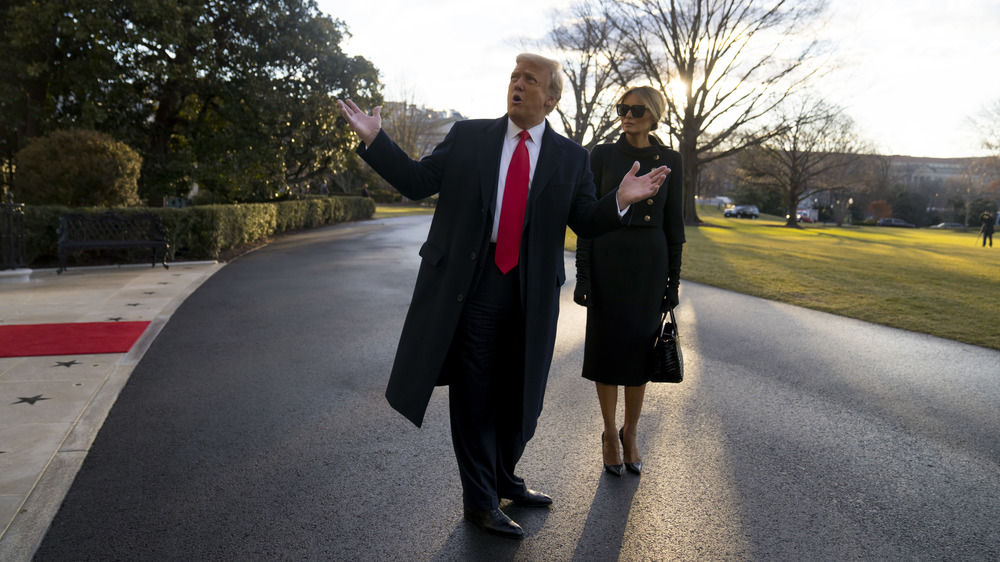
[{"x1": 648, "y1": 307, "x2": 683, "y2": 383}]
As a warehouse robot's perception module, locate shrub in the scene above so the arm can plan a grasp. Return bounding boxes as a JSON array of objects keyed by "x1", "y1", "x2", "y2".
[
  {"x1": 23, "y1": 196, "x2": 375, "y2": 266},
  {"x1": 14, "y1": 129, "x2": 142, "y2": 207}
]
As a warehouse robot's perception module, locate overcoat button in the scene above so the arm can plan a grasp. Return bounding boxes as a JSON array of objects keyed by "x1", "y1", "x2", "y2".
[
  {"x1": 457, "y1": 294, "x2": 464, "y2": 302},
  {"x1": 644, "y1": 215, "x2": 651, "y2": 222},
  {"x1": 471, "y1": 252, "x2": 477, "y2": 260},
  {"x1": 647, "y1": 199, "x2": 654, "y2": 205},
  {"x1": 654, "y1": 154, "x2": 660, "y2": 160}
]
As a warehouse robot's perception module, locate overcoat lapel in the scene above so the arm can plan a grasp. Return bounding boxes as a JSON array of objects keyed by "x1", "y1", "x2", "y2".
[
  {"x1": 527, "y1": 121, "x2": 563, "y2": 212},
  {"x1": 477, "y1": 117, "x2": 507, "y2": 216}
]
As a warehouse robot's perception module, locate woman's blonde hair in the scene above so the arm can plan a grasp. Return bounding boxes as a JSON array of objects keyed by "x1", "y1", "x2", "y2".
[{"x1": 618, "y1": 86, "x2": 666, "y2": 130}]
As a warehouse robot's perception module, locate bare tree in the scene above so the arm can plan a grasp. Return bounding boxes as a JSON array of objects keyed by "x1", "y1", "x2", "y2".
[
  {"x1": 949, "y1": 159, "x2": 998, "y2": 227},
  {"x1": 370, "y1": 89, "x2": 464, "y2": 200},
  {"x1": 541, "y1": 1, "x2": 638, "y2": 149},
  {"x1": 861, "y1": 154, "x2": 895, "y2": 202},
  {"x1": 736, "y1": 97, "x2": 865, "y2": 227},
  {"x1": 381, "y1": 102, "x2": 461, "y2": 160},
  {"x1": 613, "y1": 0, "x2": 829, "y2": 223},
  {"x1": 971, "y1": 99, "x2": 1000, "y2": 193},
  {"x1": 975, "y1": 98, "x2": 1000, "y2": 156}
]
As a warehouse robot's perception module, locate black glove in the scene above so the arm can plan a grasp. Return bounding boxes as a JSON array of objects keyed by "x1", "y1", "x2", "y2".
[
  {"x1": 574, "y1": 279, "x2": 591, "y2": 307},
  {"x1": 662, "y1": 281, "x2": 679, "y2": 312},
  {"x1": 661, "y1": 244, "x2": 682, "y2": 312},
  {"x1": 574, "y1": 238, "x2": 592, "y2": 308}
]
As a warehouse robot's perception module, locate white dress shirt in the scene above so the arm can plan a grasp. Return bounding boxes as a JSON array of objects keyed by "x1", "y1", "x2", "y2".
[
  {"x1": 492, "y1": 119, "x2": 546, "y2": 242},
  {"x1": 490, "y1": 118, "x2": 629, "y2": 242}
]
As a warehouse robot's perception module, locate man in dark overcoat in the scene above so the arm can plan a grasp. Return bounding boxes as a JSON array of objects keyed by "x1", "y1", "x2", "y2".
[{"x1": 337, "y1": 53, "x2": 668, "y2": 538}]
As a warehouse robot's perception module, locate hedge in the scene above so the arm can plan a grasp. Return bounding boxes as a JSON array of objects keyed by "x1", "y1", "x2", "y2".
[{"x1": 23, "y1": 196, "x2": 375, "y2": 267}]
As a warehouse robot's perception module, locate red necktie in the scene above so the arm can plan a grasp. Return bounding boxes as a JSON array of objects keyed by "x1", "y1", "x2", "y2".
[{"x1": 496, "y1": 130, "x2": 530, "y2": 274}]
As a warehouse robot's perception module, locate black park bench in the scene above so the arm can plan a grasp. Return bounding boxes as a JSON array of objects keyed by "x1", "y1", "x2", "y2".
[{"x1": 57, "y1": 212, "x2": 169, "y2": 274}]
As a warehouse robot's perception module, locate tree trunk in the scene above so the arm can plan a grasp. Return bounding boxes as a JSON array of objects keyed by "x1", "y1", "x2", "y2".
[
  {"x1": 785, "y1": 191, "x2": 800, "y2": 227},
  {"x1": 142, "y1": 85, "x2": 184, "y2": 207},
  {"x1": 678, "y1": 133, "x2": 701, "y2": 225}
]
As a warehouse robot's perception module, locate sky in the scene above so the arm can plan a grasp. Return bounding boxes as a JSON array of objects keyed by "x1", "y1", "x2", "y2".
[{"x1": 320, "y1": 0, "x2": 1000, "y2": 159}]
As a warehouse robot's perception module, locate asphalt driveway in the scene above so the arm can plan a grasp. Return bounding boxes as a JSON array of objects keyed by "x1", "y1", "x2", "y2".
[{"x1": 34, "y1": 215, "x2": 1000, "y2": 561}]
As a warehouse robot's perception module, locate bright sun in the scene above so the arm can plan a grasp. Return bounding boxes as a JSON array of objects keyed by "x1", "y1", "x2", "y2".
[{"x1": 666, "y1": 79, "x2": 689, "y2": 108}]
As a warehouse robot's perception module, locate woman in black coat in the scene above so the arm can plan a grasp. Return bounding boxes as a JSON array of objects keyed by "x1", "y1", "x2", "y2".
[{"x1": 574, "y1": 86, "x2": 685, "y2": 476}]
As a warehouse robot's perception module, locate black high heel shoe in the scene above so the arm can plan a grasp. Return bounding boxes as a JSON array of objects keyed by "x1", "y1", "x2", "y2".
[
  {"x1": 602, "y1": 432, "x2": 624, "y2": 476},
  {"x1": 619, "y1": 427, "x2": 643, "y2": 475}
]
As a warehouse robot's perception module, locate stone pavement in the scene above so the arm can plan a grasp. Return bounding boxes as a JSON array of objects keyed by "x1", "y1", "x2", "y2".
[{"x1": 0, "y1": 262, "x2": 223, "y2": 560}]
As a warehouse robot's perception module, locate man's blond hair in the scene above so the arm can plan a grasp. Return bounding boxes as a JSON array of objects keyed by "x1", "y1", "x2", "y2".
[{"x1": 516, "y1": 53, "x2": 563, "y2": 112}]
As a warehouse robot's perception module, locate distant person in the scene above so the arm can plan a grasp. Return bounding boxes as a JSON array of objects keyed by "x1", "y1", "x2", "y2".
[
  {"x1": 361, "y1": 183, "x2": 370, "y2": 198},
  {"x1": 337, "y1": 53, "x2": 669, "y2": 538},
  {"x1": 574, "y1": 86, "x2": 685, "y2": 476},
  {"x1": 980, "y1": 211, "x2": 995, "y2": 247}
]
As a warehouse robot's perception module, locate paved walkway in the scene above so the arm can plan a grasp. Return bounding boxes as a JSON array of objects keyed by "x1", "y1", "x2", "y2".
[
  {"x1": 3, "y1": 217, "x2": 998, "y2": 560},
  {"x1": 0, "y1": 262, "x2": 223, "y2": 560}
]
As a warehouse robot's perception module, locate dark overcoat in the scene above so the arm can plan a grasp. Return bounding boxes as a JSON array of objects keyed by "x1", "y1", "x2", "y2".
[
  {"x1": 359, "y1": 116, "x2": 624, "y2": 441},
  {"x1": 581, "y1": 135, "x2": 685, "y2": 385}
]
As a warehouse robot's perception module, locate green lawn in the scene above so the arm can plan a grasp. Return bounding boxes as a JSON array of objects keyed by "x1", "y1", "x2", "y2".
[
  {"x1": 372, "y1": 203, "x2": 435, "y2": 219},
  {"x1": 383, "y1": 204, "x2": 1000, "y2": 350},
  {"x1": 671, "y1": 208, "x2": 998, "y2": 350}
]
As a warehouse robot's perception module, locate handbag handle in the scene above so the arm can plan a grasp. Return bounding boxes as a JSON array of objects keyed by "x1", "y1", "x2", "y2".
[{"x1": 659, "y1": 306, "x2": 679, "y2": 338}]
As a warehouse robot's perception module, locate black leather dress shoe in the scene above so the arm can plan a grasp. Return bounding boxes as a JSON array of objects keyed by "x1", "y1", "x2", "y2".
[
  {"x1": 463, "y1": 507, "x2": 524, "y2": 539},
  {"x1": 503, "y1": 488, "x2": 553, "y2": 507}
]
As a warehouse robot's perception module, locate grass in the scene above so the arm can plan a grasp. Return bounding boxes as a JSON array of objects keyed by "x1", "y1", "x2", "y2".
[
  {"x1": 681, "y1": 208, "x2": 1000, "y2": 349},
  {"x1": 372, "y1": 202, "x2": 435, "y2": 219},
  {"x1": 382, "y1": 204, "x2": 1000, "y2": 350}
]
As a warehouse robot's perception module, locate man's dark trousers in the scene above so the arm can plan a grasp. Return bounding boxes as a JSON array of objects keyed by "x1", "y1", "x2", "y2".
[{"x1": 449, "y1": 245, "x2": 528, "y2": 511}]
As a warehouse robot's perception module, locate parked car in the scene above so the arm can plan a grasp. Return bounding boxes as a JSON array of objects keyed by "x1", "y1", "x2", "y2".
[
  {"x1": 877, "y1": 218, "x2": 916, "y2": 228},
  {"x1": 724, "y1": 205, "x2": 759, "y2": 219},
  {"x1": 929, "y1": 222, "x2": 964, "y2": 229}
]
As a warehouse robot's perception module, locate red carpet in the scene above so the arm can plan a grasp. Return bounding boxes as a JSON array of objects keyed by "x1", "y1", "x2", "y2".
[{"x1": 0, "y1": 321, "x2": 151, "y2": 358}]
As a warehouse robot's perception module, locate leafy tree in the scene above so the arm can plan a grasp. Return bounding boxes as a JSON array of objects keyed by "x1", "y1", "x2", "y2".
[
  {"x1": 99, "y1": 0, "x2": 380, "y2": 203},
  {"x1": 945, "y1": 194, "x2": 968, "y2": 225},
  {"x1": 14, "y1": 129, "x2": 141, "y2": 207},
  {"x1": 1, "y1": 0, "x2": 380, "y2": 204},
  {"x1": 730, "y1": 179, "x2": 784, "y2": 216},
  {"x1": 0, "y1": 0, "x2": 118, "y2": 192},
  {"x1": 889, "y1": 186, "x2": 928, "y2": 226}
]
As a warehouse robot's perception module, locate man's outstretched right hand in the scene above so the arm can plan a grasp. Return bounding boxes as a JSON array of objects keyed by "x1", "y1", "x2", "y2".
[{"x1": 337, "y1": 99, "x2": 381, "y2": 147}]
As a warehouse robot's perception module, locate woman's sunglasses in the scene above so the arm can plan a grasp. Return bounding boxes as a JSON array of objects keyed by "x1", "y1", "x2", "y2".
[{"x1": 616, "y1": 104, "x2": 647, "y2": 118}]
